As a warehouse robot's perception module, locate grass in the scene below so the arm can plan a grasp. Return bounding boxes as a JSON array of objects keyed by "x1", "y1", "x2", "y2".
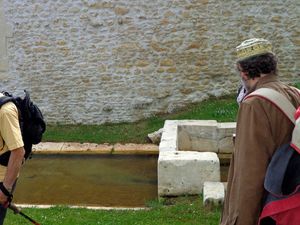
[
  {"x1": 7, "y1": 83, "x2": 299, "y2": 224},
  {"x1": 44, "y1": 95, "x2": 238, "y2": 144},
  {"x1": 6, "y1": 197, "x2": 221, "y2": 225}
]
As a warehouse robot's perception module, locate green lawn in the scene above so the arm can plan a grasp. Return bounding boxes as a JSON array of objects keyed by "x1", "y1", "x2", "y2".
[
  {"x1": 6, "y1": 197, "x2": 221, "y2": 225},
  {"x1": 44, "y1": 95, "x2": 238, "y2": 144}
]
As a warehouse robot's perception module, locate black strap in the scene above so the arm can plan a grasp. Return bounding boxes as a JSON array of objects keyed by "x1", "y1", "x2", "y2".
[
  {"x1": 0, "y1": 96, "x2": 15, "y2": 108},
  {"x1": 0, "y1": 96, "x2": 18, "y2": 166},
  {"x1": 0, "y1": 182, "x2": 13, "y2": 201}
]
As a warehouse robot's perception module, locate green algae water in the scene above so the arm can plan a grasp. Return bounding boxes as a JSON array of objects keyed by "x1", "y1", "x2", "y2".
[{"x1": 14, "y1": 154, "x2": 158, "y2": 207}]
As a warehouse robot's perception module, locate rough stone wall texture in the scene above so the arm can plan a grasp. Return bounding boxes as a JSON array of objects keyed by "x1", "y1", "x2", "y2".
[{"x1": 1, "y1": 0, "x2": 299, "y2": 124}]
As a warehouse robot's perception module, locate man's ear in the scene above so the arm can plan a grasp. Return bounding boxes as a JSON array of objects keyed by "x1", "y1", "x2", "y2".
[{"x1": 240, "y1": 71, "x2": 249, "y2": 81}]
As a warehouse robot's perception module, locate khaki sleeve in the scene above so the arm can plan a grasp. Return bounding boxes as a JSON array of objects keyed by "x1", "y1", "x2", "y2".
[
  {"x1": 0, "y1": 102, "x2": 24, "y2": 151},
  {"x1": 234, "y1": 100, "x2": 275, "y2": 225}
]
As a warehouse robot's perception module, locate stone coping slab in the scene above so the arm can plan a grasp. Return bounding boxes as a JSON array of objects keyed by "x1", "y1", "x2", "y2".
[
  {"x1": 158, "y1": 120, "x2": 234, "y2": 197},
  {"x1": 16, "y1": 204, "x2": 148, "y2": 210},
  {"x1": 113, "y1": 143, "x2": 159, "y2": 154},
  {"x1": 32, "y1": 142, "x2": 159, "y2": 154},
  {"x1": 160, "y1": 120, "x2": 236, "y2": 153}
]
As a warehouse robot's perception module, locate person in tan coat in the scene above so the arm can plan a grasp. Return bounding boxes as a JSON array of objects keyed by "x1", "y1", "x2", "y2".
[{"x1": 220, "y1": 38, "x2": 300, "y2": 225}]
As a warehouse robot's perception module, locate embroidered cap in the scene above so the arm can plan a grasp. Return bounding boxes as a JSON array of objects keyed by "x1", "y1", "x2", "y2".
[{"x1": 236, "y1": 38, "x2": 274, "y2": 61}]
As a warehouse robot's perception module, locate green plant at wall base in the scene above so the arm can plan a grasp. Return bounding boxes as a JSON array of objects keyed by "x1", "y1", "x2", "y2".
[
  {"x1": 43, "y1": 95, "x2": 238, "y2": 144},
  {"x1": 5, "y1": 197, "x2": 221, "y2": 225}
]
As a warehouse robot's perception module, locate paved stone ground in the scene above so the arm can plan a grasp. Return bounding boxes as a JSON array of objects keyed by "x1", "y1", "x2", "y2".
[{"x1": 33, "y1": 142, "x2": 159, "y2": 154}]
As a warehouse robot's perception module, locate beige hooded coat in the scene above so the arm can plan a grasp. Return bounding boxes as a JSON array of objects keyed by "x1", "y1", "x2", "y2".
[{"x1": 220, "y1": 75, "x2": 300, "y2": 225}]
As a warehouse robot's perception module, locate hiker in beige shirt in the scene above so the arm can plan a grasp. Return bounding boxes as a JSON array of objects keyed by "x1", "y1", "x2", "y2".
[{"x1": 0, "y1": 97, "x2": 25, "y2": 224}]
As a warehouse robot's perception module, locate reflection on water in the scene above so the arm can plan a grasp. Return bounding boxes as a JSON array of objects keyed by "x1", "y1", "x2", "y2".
[
  {"x1": 221, "y1": 165, "x2": 229, "y2": 182},
  {"x1": 220, "y1": 157, "x2": 230, "y2": 182},
  {"x1": 14, "y1": 154, "x2": 158, "y2": 207}
]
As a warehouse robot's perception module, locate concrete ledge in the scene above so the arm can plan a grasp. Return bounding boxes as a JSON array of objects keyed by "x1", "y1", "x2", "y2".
[
  {"x1": 158, "y1": 120, "x2": 234, "y2": 197},
  {"x1": 159, "y1": 120, "x2": 178, "y2": 152},
  {"x1": 16, "y1": 204, "x2": 148, "y2": 210},
  {"x1": 203, "y1": 181, "x2": 225, "y2": 207},
  {"x1": 159, "y1": 120, "x2": 236, "y2": 154},
  {"x1": 61, "y1": 142, "x2": 113, "y2": 153},
  {"x1": 113, "y1": 143, "x2": 158, "y2": 154},
  {"x1": 158, "y1": 151, "x2": 220, "y2": 196},
  {"x1": 32, "y1": 142, "x2": 65, "y2": 152},
  {"x1": 32, "y1": 142, "x2": 158, "y2": 154}
]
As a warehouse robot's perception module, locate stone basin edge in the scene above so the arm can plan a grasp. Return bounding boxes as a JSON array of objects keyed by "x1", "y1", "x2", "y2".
[{"x1": 32, "y1": 142, "x2": 159, "y2": 155}]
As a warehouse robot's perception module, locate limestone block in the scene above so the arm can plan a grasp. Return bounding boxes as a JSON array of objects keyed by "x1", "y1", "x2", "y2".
[
  {"x1": 203, "y1": 182, "x2": 225, "y2": 207},
  {"x1": 176, "y1": 129, "x2": 191, "y2": 150},
  {"x1": 156, "y1": 91, "x2": 171, "y2": 99},
  {"x1": 178, "y1": 120, "x2": 218, "y2": 152},
  {"x1": 160, "y1": 58, "x2": 174, "y2": 67},
  {"x1": 166, "y1": 67, "x2": 177, "y2": 73},
  {"x1": 159, "y1": 120, "x2": 178, "y2": 152},
  {"x1": 135, "y1": 60, "x2": 150, "y2": 67},
  {"x1": 218, "y1": 123, "x2": 236, "y2": 153},
  {"x1": 218, "y1": 137, "x2": 234, "y2": 154},
  {"x1": 132, "y1": 97, "x2": 153, "y2": 109},
  {"x1": 187, "y1": 43, "x2": 200, "y2": 50},
  {"x1": 113, "y1": 143, "x2": 158, "y2": 154},
  {"x1": 151, "y1": 42, "x2": 168, "y2": 52},
  {"x1": 147, "y1": 128, "x2": 163, "y2": 144},
  {"x1": 61, "y1": 142, "x2": 93, "y2": 152},
  {"x1": 156, "y1": 67, "x2": 165, "y2": 73},
  {"x1": 86, "y1": 143, "x2": 113, "y2": 153},
  {"x1": 86, "y1": 1, "x2": 113, "y2": 9},
  {"x1": 159, "y1": 139, "x2": 177, "y2": 152},
  {"x1": 32, "y1": 142, "x2": 64, "y2": 153},
  {"x1": 161, "y1": 120, "x2": 178, "y2": 138},
  {"x1": 114, "y1": 7, "x2": 130, "y2": 16},
  {"x1": 158, "y1": 151, "x2": 220, "y2": 196}
]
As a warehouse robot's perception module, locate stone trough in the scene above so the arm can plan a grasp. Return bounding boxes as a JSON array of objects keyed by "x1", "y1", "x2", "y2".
[{"x1": 158, "y1": 120, "x2": 236, "y2": 204}]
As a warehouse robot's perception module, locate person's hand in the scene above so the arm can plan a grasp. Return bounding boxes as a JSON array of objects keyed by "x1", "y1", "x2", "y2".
[{"x1": 0, "y1": 190, "x2": 8, "y2": 206}]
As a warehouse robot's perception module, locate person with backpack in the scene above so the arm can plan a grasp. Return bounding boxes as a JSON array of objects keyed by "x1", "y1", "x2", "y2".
[
  {"x1": 220, "y1": 38, "x2": 300, "y2": 225},
  {"x1": 0, "y1": 91, "x2": 45, "y2": 224},
  {"x1": 0, "y1": 93, "x2": 25, "y2": 224}
]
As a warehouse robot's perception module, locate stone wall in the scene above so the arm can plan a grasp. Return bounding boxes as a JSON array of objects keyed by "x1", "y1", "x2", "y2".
[{"x1": 1, "y1": 0, "x2": 299, "y2": 124}]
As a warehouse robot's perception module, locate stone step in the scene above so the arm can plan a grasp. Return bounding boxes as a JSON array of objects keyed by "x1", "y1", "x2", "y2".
[{"x1": 203, "y1": 181, "x2": 226, "y2": 207}]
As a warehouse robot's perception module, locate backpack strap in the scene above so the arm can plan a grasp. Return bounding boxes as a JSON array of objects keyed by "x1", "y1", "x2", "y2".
[
  {"x1": 245, "y1": 87, "x2": 300, "y2": 153},
  {"x1": 245, "y1": 88, "x2": 296, "y2": 124},
  {"x1": 0, "y1": 96, "x2": 15, "y2": 108}
]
